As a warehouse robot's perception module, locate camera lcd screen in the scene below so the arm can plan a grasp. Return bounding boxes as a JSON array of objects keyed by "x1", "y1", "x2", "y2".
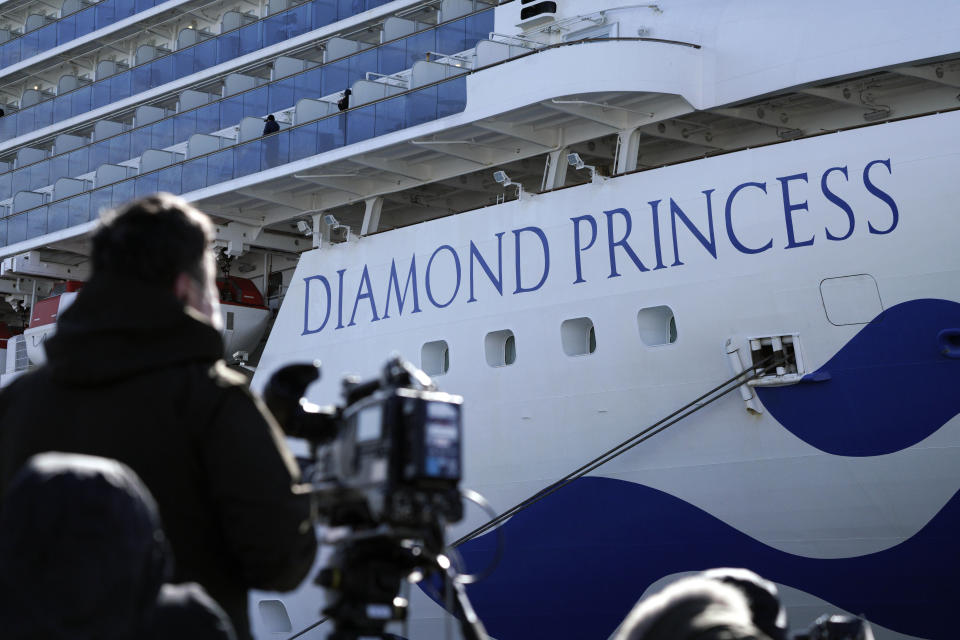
[{"x1": 356, "y1": 405, "x2": 382, "y2": 442}]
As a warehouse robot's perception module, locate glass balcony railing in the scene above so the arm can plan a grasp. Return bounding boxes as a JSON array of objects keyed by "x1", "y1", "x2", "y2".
[
  {"x1": 0, "y1": 75, "x2": 466, "y2": 248},
  {"x1": 0, "y1": 8, "x2": 493, "y2": 200},
  {"x1": 0, "y1": 0, "x2": 167, "y2": 69},
  {"x1": 0, "y1": 0, "x2": 398, "y2": 139}
]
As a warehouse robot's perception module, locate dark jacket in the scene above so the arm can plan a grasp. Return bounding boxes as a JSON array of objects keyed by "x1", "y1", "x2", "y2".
[
  {"x1": 0, "y1": 274, "x2": 317, "y2": 639},
  {"x1": 0, "y1": 452, "x2": 236, "y2": 640},
  {"x1": 262, "y1": 118, "x2": 280, "y2": 135}
]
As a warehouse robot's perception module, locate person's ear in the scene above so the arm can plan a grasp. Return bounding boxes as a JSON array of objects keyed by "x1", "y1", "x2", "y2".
[{"x1": 173, "y1": 272, "x2": 194, "y2": 305}]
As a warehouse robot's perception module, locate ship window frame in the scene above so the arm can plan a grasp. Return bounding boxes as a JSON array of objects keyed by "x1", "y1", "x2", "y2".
[
  {"x1": 484, "y1": 329, "x2": 516, "y2": 367},
  {"x1": 421, "y1": 339, "x2": 450, "y2": 376},
  {"x1": 561, "y1": 317, "x2": 597, "y2": 356},
  {"x1": 637, "y1": 305, "x2": 678, "y2": 347}
]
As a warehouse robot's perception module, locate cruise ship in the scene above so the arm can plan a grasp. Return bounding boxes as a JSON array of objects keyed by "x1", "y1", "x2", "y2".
[{"x1": 1, "y1": 0, "x2": 958, "y2": 638}]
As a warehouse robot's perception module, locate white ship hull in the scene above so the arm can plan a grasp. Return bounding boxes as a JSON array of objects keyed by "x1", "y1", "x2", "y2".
[{"x1": 252, "y1": 108, "x2": 960, "y2": 640}]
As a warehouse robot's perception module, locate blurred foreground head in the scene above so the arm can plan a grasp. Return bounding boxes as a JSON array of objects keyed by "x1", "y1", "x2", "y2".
[
  {"x1": 701, "y1": 568, "x2": 789, "y2": 640},
  {"x1": 613, "y1": 575, "x2": 774, "y2": 640},
  {"x1": 0, "y1": 453, "x2": 168, "y2": 639},
  {"x1": 92, "y1": 192, "x2": 221, "y2": 328}
]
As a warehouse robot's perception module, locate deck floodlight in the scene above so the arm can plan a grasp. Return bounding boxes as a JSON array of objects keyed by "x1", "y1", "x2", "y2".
[
  {"x1": 323, "y1": 214, "x2": 340, "y2": 227},
  {"x1": 493, "y1": 170, "x2": 511, "y2": 186},
  {"x1": 567, "y1": 152, "x2": 599, "y2": 182},
  {"x1": 296, "y1": 220, "x2": 312, "y2": 236}
]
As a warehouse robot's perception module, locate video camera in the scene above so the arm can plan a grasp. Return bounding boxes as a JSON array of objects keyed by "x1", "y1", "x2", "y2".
[
  {"x1": 794, "y1": 614, "x2": 875, "y2": 640},
  {"x1": 264, "y1": 356, "x2": 488, "y2": 640}
]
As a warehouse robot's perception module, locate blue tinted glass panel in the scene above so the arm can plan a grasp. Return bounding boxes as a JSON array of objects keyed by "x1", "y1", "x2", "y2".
[
  {"x1": 206, "y1": 149, "x2": 234, "y2": 185},
  {"x1": 263, "y1": 14, "x2": 285, "y2": 47},
  {"x1": 437, "y1": 20, "x2": 466, "y2": 55},
  {"x1": 173, "y1": 50, "x2": 193, "y2": 78},
  {"x1": 53, "y1": 96, "x2": 72, "y2": 123},
  {"x1": 405, "y1": 30, "x2": 434, "y2": 68},
  {"x1": 11, "y1": 169, "x2": 29, "y2": 194},
  {"x1": 196, "y1": 104, "x2": 219, "y2": 132},
  {"x1": 261, "y1": 134, "x2": 287, "y2": 169},
  {"x1": 237, "y1": 24, "x2": 260, "y2": 56},
  {"x1": 181, "y1": 158, "x2": 206, "y2": 192},
  {"x1": 68, "y1": 193, "x2": 90, "y2": 226},
  {"x1": 244, "y1": 87, "x2": 268, "y2": 118},
  {"x1": 135, "y1": 173, "x2": 159, "y2": 199},
  {"x1": 152, "y1": 118, "x2": 174, "y2": 149},
  {"x1": 374, "y1": 97, "x2": 403, "y2": 136},
  {"x1": 289, "y1": 122, "x2": 317, "y2": 161},
  {"x1": 322, "y1": 60, "x2": 349, "y2": 97},
  {"x1": 317, "y1": 115, "x2": 345, "y2": 153},
  {"x1": 48, "y1": 201, "x2": 68, "y2": 232},
  {"x1": 378, "y1": 40, "x2": 405, "y2": 76},
  {"x1": 89, "y1": 142, "x2": 109, "y2": 171},
  {"x1": 220, "y1": 97, "x2": 243, "y2": 128},
  {"x1": 174, "y1": 110, "x2": 197, "y2": 142},
  {"x1": 68, "y1": 148, "x2": 88, "y2": 176},
  {"x1": 235, "y1": 141, "x2": 260, "y2": 177},
  {"x1": 110, "y1": 73, "x2": 131, "y2": 103},
  {"x1": 58, "y1": 16, "x2": 77, "y2": 44},
  {"x1": 95, "y1": 2, "x2": 115, "y2": 29},
  {"x1": 38, "y1": 25, "x2": 56, "y2": 51},
  {"x1": 193, "y1": 39, "x2": 216, "y2": 73},
  {"x1": 338, "y1": 0, "x2": 364, "y2": 19},
  {"x1": 288, "y1": 4, "x2": 310, "y2": 38},
  {"x1": 269, "y1": 78, "x2": 295, "y2": 113},
  {"x1": 16, "y1": 108, "x2": 35, "y2": 137},
  {"x1": 111, "y1": 179, "x2": 134, "y2": 207},
  {"x1": 130, "y1": 128, "x2": 151, "y2": 158},
  {"x1": 131, "y1": 67, "x2": 150, "y2": 95},
  {"x1": 217, "y1": 31, "x2": 239, "y2": 63},
  {"x1": 51, "y1": 155, "x2": 70, "y2": 183},
  {"x1": 151, "y1": 56, "x2": 174, "y2": 87},
  {"x1": 348, "y1": 49, "x2": 376, "y2": 86},
  {"x1": 30, "y1": 163, "x2": 48, "y2": 191},
  {"x1": 22, "y1": 32, "x2": 38, "y2": 60},
  {"x1": 158, "y1": 165, "x2": 182, "y2": 193},
  {"x1": 76, "y1": 8, "x2": 95, "y2": 36},
  {"x1": 0, "y1": 174, "x2": 10, "y2": 201},
  {"x1": 8, "y1": 215, "x2": 26, "y2": 245},
  {"x1": 313, "y1": 0, "x2": 337, "y2": 26},
  {"x1": 0, "y1": 219, "x2": 6, "y2": 246},
  {"x1": 109, "y1": 134, "x2": 130, "y2": 164},
  {"x1": 465, "y1": 11, "x2": 493, "y2": 48},
  {"x1": 0, "y1": 115, "x2": 15, "y2": 140},
  {"x1": 33, "y1": 100, "x2": 53, "y2": 130},
  {"x1": 92, "y1": 81, "x2": 111, "y2": 110},
  {"x1": 90, "y1": 187, "x2": 112, "y2": 219},
  {"x1": 27, "y1": 208, "x2": 46, "y2": 239},
  {"x1": 437, "y1": 76, "x2": 466, "y2": 117},
  {"x1": 406, "y1": 84, "x2": 437, "y2": 127}
]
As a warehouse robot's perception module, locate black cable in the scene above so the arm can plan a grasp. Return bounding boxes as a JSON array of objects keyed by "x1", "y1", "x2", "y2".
[{"x1": 451, "y1": 354, "x2": 781, "y2": 547}]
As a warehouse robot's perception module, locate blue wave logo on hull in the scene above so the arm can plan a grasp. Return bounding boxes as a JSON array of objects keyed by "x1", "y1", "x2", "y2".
[
  {"x1": 457, "y1": 477, "x2": 959, "y2": 640},
  {"x1": 755, "y1": 298, "x2": 960, "y2": 456}
]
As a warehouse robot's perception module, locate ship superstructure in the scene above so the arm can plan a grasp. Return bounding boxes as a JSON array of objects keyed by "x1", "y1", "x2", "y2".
[{"x1": 1, "y1": 0, "x2": 959, "y2": 638}]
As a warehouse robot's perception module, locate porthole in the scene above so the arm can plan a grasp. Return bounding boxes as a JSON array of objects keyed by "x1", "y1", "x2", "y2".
[
  {"x1": 637, "y1": 306, "x2": 677, "y2": 346},
  {"x1": 561, "y1": 317, "x2": 596, "y2": 356},
  {"x1": 421, "y1": 340, "x2": 450, "y2": 375},
  {"x1": 258, "y1": 600, "x2": 292, "y2": 633},
  {"x1": 485, "y1": 329, "x2": 516, "y2": 367}
]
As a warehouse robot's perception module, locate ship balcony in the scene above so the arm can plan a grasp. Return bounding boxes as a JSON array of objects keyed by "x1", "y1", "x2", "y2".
[
  {"x1": 0, "y1": 4, "x2": 495, "y2": 200},
  {"x1": 0, "y1": 25, "x2": 706, "y2": 255},
  {"x1": 0, "y1": 0, "x2": 431, "y2": 145}
]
